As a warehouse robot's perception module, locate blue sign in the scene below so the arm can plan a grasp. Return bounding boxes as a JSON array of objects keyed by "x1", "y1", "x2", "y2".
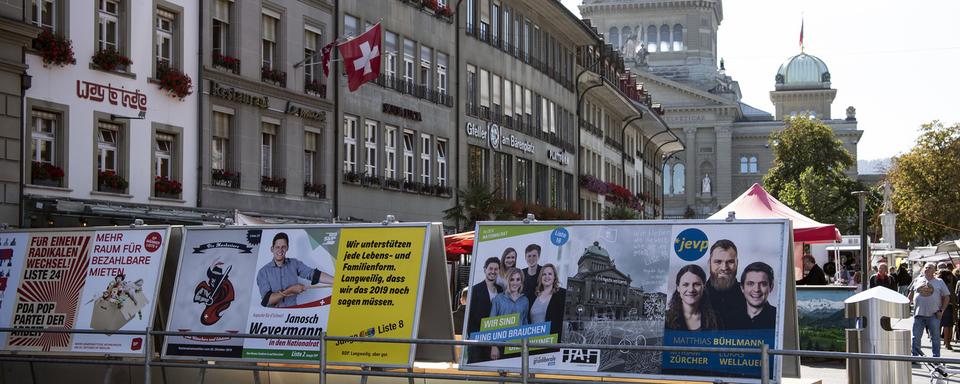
[
  {"x1": 550, "y1": 227, "x2": 569, "y2": 246},
  {"x1": 674, "y1": 228, "x2": 709, "y2": 261}
]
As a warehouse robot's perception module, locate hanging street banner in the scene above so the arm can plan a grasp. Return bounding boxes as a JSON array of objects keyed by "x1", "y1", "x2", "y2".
[
  {"x1": 163, "y1": 224, "x2": 431, "y2": 366},
  {"x1": 460, "y1": 220, "x2": 790, "y2": 383},
  {"x1": 0, "y1": 227, "x2": 170, "y2": 355}
]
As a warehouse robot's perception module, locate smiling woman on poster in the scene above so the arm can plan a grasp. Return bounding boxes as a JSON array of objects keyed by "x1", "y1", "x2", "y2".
[
  {"x1": 256, "y1": 232, "x2": 334, "y2": 308},
  {"x1": 497, "y1": 248, "x2": 518, "y2": 290},
  {"x1": 665, "y1": 264, "x2": 719, "y2": 331},
  {"x1": 489, "y1": 268, "x2": 529, "y2": 360},
  {"x1": 529, "y1": 263, "x2": 566, "y2": 338}
]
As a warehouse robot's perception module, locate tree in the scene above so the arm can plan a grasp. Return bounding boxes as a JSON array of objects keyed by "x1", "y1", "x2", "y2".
[
  {"x1": 763, "y1": 117, "x2": 864, "y2": 234},
  {"x1": 442, "y1": 183, "x2": 503, "y2": 232},
  {"x1": 887, "y1": 121, "x2": 960, "y2": 245},
  {"x1": 603, "y1": 203, "x2": 639, "y2": 220}
]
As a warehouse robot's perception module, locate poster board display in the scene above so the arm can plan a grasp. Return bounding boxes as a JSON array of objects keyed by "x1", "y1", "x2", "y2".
[
  {"x1": 162, "y1": 223, "x2": 440, "y2": 366},
  {"x1": 796, "y1": 286, "x2": 857, "y2": 352},
  {"x1": 0, "y1": 227, "x2": 171, "y2": 355},
  {"x1": 459, "y1": 220, "x2": 790, "y2": 383}
]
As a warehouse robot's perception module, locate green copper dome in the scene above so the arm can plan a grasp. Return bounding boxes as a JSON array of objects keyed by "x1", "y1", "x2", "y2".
[{"x1": 775, "y1": 53, "x2": 831, "y2": 89}]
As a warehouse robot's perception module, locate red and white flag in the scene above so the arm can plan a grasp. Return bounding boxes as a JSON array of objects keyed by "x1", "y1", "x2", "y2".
[
  {"x1": 338, "y1": 23, "x2": 381, "y2": 91},
  {"x1": 320, "y1": 40, "x2": 338, "y2": 77},
  {"x1": 799, "y1": 19, "x2": 804, "y2": 50}
]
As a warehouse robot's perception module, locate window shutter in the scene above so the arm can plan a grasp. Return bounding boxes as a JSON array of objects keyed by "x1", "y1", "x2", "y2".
[
  {"x1": 304, "y1": 132, "x2": 317, "y2": 151},
  {"x1": 262, "y1": 15, "x2": 276, "y2": 42},
  {"x1": 32, "y1": 110, "x2": 57, "y2": 120},
  {"x1": 156, "y1": 132, "x2": 175, "y2": 142},
  {"x1": 214, "y1": 0, "x2": 230, "y2": 22},
  {"x1": 157, "y1": 8, "x2": 176, "y2": 20},
  {"x1": 261, "y1": 122, "x2": 277, "y2": 135},
  {"x1": 213, "y1": 113, "x2": 230, "y2": 138}
]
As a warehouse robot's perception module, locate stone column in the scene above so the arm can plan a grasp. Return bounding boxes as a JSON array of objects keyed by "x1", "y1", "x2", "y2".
[
  {"x1": 684, "y1": 127, "x2": 697, "y2": 206},
  {"x1": 715, "y1": 125, "x2": 732, "y2": 205}
]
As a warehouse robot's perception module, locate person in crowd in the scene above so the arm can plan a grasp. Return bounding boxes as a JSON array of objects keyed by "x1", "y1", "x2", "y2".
[
  {"x1": 896, "y1": 263, "x2": 913, "y2": 296},
  {"x1": 522, "y1": 244, "x2": 543, "y2": 301},
  {"x1": 822, "y1": 261, "x2": 837, "y2": 284},
  {"x1": 466, "y1": 257, "x2": 503, "y2": 363},
  {"x1": 452, "y1": 287, "x2": 468, "y2": 336},
  {"x1": 529, "y1": 263, "x2": 566, "y2": 340},
  {"x1": 939, "y1": 262, "x2": 959, "y2": 350},
  {"x1": 869, "y1": 262, "x2": 898, "y2": 291},
  {"x1": 497, "y1": 247, "x2": 518, "y2": 289},
  {"x1": 256, "y1": 232, "x2": 334, "y2": 308},
  {"x1": 666, "y1": 264, "x2": 720, "y2": 331},
  {"x1": 797, "y1": 254, "x2": 828, "y2": 286},
  {"x1": 735, "y1": 262, "x2": 777, "y2": 329},
  {"x1": 489, "y1": 268, "x2": 529, "y2": 360},
  {"x1": 909, "y1": 262, "x2": 951, "y2": 358},
  {"x1": 705, "y1": 239, "x2": 746, "y2": 329}
]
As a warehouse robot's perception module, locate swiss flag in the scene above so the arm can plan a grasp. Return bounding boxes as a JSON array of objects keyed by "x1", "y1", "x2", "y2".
[
  {"x1": 338, "y1": 23, "x2": 381, "y2": 91},
  {"x1": 320, "y1": 40, "x2": 337, "y2": 77}
]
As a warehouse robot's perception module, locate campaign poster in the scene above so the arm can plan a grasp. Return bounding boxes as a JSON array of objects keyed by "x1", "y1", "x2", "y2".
[
  {"x1": 0, "y1": 228, "x2": 168, "y2": 355},
  {"x1": 164, "y1": 224, "x2": 430, "y2": 365},
  {"x1": 460, "y1": 220, "x2": 788, "y2": 383}
]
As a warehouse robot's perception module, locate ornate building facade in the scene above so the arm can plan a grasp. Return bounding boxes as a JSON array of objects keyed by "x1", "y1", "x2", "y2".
[{"x1": 580, "y1": 0, "x2": 863, "y2": 218}]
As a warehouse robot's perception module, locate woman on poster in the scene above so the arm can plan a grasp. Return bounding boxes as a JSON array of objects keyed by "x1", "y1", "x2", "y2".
[
  {"x1": 497, "y1": 247, "x2": 518, "y2": 290},
  {"x1": 529, "y1": 263, "x2": 566, "y2": 339},
  {"x1": 489, "y1": 267, "x2": 529, "y2": 359},
  {"x1": 665, "y1": 264, "x2": 720, "y2": 331}
]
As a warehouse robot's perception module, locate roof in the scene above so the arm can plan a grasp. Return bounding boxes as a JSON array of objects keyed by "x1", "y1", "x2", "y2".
[
  {"x1": 708, "y1": 183, "x2": 842, "y2": 243},
  {"x1": 775, "y1": 52, "x2": 831, "y2": 90},
  {"x1": 738, "y1": 102, "x2": 773, "y2": 121}
]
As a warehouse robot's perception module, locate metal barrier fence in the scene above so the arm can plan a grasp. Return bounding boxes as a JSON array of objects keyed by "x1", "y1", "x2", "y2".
[{"x1": 0, "y1": 327, "x2": 958, "y2": 384}]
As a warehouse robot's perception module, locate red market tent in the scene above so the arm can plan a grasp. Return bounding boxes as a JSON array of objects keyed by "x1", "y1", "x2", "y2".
[
  {"x1": 709, "y1": 183, "x2": 841, "y2": 243},
  {"x1": 444, "y1": 231, "x2": 474, "y2": 260}
]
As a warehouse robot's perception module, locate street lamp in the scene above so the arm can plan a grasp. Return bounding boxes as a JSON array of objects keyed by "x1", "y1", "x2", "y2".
[{"x1": 576, "y1": 304, "x2": 584, "y2": 330}]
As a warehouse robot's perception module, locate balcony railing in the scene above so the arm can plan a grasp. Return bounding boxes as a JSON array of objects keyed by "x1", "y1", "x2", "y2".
[
  {"x1": 212, "y1": 170, "x2": 240, "y2": 189},
  {"x1": 465, "y1": 23, "x2": 573, "y2": 91},
  {"x1": 212, "y1": 52, "x2": 240, "y2": 74},
  {"x1": 372, "y1": 74, "x2": 453, "y2": 107},
  {"x1": 304, "y1": 183, "x2": 326, "y2": 199}
]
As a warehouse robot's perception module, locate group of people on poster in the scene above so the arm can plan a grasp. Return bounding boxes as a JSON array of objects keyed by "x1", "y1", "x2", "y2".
[
  {"x1": 666, "y1": 239, "x2": 778, "y2": 331},
  {"x1": 465, "y1": 244, "x2": 565, "y2": 362}
]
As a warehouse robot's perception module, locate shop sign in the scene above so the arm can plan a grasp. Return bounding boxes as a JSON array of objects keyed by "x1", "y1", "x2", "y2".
[
  {"x1": 76, "y1": 80, "x2": 147, "y2": 111},
  {"x1": 547, "y1": 149, "x2": 571, "y2": 166},
  {"x1": 285, "y1": 101, "x2": 325, "y2": 122},
  {"x1": 465, "y1": 121, "x2": 535, "y2": 154},
  {"x1": 382, "y1": 103, "x2": 421, "y2": 121},
  {"x1": 209, "y1": 81, "x2": 269, "y2": 108}
]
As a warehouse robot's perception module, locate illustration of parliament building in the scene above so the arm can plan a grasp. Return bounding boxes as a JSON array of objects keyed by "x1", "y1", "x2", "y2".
[{"x1": 566, "y1": 242, "x2": 662, "y2": 321}]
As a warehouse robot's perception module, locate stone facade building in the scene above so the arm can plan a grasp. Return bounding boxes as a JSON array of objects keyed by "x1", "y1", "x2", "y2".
[
  {"x1": 0, "y1": 1, "x2": 37, "y2": 226},
  {"x1": 580, "y1": 0, "x2": 863, "y2": 218}
]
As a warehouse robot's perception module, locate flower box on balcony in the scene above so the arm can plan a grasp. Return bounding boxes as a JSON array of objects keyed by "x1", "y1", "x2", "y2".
[
  {"x1": 261, "y1": 67, "x2": 287, "y2": 87},
  {"x1": 98, "y1": 170, "x2": 128, "y2": 193},
  {"x1": 305, "y1": 79, "x2": 326, "y2": 96},
  {"x1": 31, "y1": 162, "x2": 64, "y2": 187},
  {"x1": 304, "y1": 182, "x2": 326, "y2": 199},
  {"x1": 344, "y1": 170, "x2": 362, "y2": 184},
  {"x1": 383, "y1": 178, "x2": 402, "y2": 190},
  {"x1": 402, "y1": 180, "x2": 419, "y2": 193},
  {"x1": 154, "y1": 176, "x2": 183, "y2": 198},
  {"x1": 261, "y1": 176, "x2": 286, "y2": 194},
  {"x1": 362, "y1": 174, "x2": 382, "y2": 188},
  {"x1": 92, "y1": 48, "x2": 132, "y2": 72},
  {"x1": 212, "y1": 53, "x2": 240, "y2": 74},
  {"x1": 33, "y1": 29, "x2": 76, "y2": 67},
  {"x1": 212, "y1": 169, "x2": 240, "y2": 188},
  {"x1": 156, "y1": 63, "x2": 193, "y2": 100}
]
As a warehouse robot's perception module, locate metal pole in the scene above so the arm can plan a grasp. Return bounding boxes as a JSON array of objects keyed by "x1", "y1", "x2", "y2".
[
  {"x1": 853, "y1": 190, "x2": 869, "y2": 291},
  {"x1": 144, "y1": 327, "x2": 152, "y2": 384},
  {"x1": 760, "y1": 343, "x2": 769, "y2": 384},
  {"x1": 319, "y1": 331, "x2": 326, "y2": 384},
  {"x1": 520, "y1": 338, "x2": 529, "y2": 384}
]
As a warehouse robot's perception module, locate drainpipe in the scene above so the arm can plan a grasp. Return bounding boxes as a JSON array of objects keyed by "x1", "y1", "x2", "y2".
[
  {"x1": 454, "y1": 0, "x2": 464, "y2": 228},
  {"x1": 332, "y1": 0, "x2": 341, "y2": 220},
  {"x1": 196, "y1": 1, "x2": 204, "y2": 211}
]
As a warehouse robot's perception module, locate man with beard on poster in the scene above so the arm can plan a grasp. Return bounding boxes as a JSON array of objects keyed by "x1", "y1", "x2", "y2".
[
  {"x1": 466, "y1": 257, "x2": 503, "y2": 363},
  {"x1": 705, "y1": 239, "x2": 747, "y2": 329}
]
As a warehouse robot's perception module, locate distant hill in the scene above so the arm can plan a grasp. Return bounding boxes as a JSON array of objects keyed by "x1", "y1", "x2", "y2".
[{"x1": 858, "y1": 158, "x2": 891, "y2": 174}]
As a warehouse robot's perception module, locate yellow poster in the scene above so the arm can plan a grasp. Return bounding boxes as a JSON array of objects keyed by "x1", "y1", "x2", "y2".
[{"x1": 326, "y1": 226, "x2": 427, "y2": 365}]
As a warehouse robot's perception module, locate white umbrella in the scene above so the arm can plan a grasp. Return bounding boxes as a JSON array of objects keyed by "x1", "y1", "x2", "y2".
[{"x1": 935, "y1": 240, "x2": 960, "y2": 254}]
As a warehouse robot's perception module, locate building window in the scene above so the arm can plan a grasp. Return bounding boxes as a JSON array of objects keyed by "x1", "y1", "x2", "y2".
[
  {"x1": 420, "y1": 134, "x2": 431, "y2": 184},
  {"x1": 385, "y1": 31, "x2": 398, "y2": 78},
  {"x1": 304, "y1": 27, "x2": 323, "y2": 92},
  {"x1": 212, "y1": 110, "x2": 232, "y2": 172},
  {"x1": 212, "y1": 0, "x2": 232, "y2": 58},
  {"x1": 261, "y1": 11, "x2": 279, "y2": 70},
  {"x1": 304, "y1": 130, "x2": 319, "y2": 185},
  {"x1": 493, "y1": 152, "x2": 511, "y2": 199},
  {"x1": 535, "y1": 163, "x2": 548, "y2": 205},
  {"x1": 516, "y1": 157, "x2": 530, "y2": 202},
  {"x1": 673, "y1": 163, "x2": 685, "y2": 194},
  {"x1": 261, "y1": 122, "x2": 278, "y2": 178},
  {"x1": 437, "y1": 52, "x2": 448, "y2": 95},
  {"x1": 97, "y1": 0, "x2": 121, "y2": 52},
  {"x1": 466, "y1": 64, "x2": 477, "y2": 110},
  {"x1": 31, "y1": 110, "x2": 62, "y2": 185},
  {"x1": 154, "y1": 133, "x2": 174, "y2": 180},
  {"x1": 479, "y1": 69, "x2": 489, "y2": 109},
  {"x1": 663, "y1": 164, "x2": 671, "y2": 195},
  {"x1": 402, "y1": 130, "x2": 415, "y2": 182},
  {"x1": 403, "y1": 39, "x2": 415, "y2": 89},
  {"x1": 468, "y1": 145, "x2": 487, "y2": 186},
  {"x1": 647, "y1": 25, "x2": 657, "y2": 53},
  {"x1": 343, "y1": 115, "x2": 357, "y2": 172},
  {"x1": 384, "y1": 125, "x2": 397, "y2": 179},
  {"x1": 97, "y1": 122, "x2": 120, "y2": 173},
  {"x1": 659, "y1": 24, "x2": 670, "y2": 52},
  {"x1": 343, "y1": 14, "x2": 358, "y2": 37},
  {"x1": 550, "y1": 168, "x2": 561, "y2": 208},
  {"x1": 750, "y1": 156, "x2": 758, "y2": 173},
  {"x1": 364, "y1": 120, "x2": 378, "y2": 176},
  {"x1": 436, "y1": 139, "x2": 448, "y2": 187},
  {"x1": 419, "y1": 45, "x2": 432, "y2": 90},
  {"x1": 155, "y1": 9, "x2": 175, "y2": 69},
  {"x1": 479, "y1": 0, "x2": 490, "y2": 38},
  {"x1": 31, "y1": 0, "x2": 56, "y2": 31},
  {"x1": 673, "y1": 24, "x2": 683, "y2": 51},
  {"x1": 503, "y1": 8, "x2": 510, "y2": 50}
]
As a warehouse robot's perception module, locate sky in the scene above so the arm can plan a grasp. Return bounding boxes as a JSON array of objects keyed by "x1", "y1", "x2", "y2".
[{"x1": 561, "y1": 0, "x2": 960, "y2": 160}]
